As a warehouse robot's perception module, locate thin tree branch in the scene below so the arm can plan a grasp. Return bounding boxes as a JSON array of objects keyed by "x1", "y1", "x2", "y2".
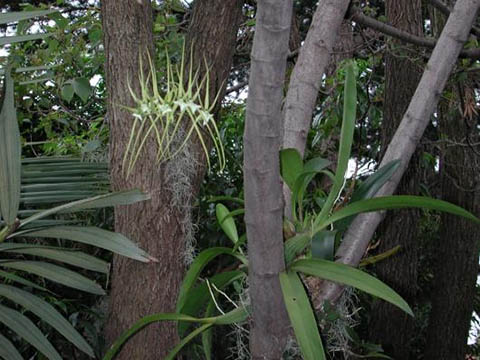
[
  {"x1": 319, "y1": 0, "x2": 480, "y2": 305},
  {"x1": 348, "y1": 5, "x2": 480, "y2": 60},
  {"x1": 226, "y1": 80, "x2": 248, "y2": 94},
  {"x1": 430, "y1": 0, "x2": 480, "y2": 37}
]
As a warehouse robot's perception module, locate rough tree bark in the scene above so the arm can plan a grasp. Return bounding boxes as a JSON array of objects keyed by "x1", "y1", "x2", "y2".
[
  {"x1": 367, "y1": 1, "x2": 424, "y2": 358},
  {"x1": 316, "y1": 0, "x2": 480, "y2": 306},
  {"x1": 244, "y1": 1, "x2": 292, "y2": 358},
  {"x1": 424, "y1": 84, "x2": 480, "y2": 360},
  {"x1": 424, "y1": 3, "x2": 480, "y2": 357},
  {"x1": 102, "y1": 0, "x2": 242, "y2": 358}
]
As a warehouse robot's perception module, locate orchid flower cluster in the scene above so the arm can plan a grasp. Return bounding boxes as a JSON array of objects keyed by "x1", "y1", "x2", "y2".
[{"x1": 122, "y1": 44, "x2": 225, "y2": 177}]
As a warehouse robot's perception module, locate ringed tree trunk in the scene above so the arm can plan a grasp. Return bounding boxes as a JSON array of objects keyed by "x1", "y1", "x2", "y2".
[
  {"x1": 244, "y1": 0, "x2": 293, "y2": 358},
  {"x1": 102, "y1": 0, "x2": 242, "y2": 358},
  {"x1": 367, "y1": 0, "x2": 424, "y2": 358},
  {"x1": 424, "y1": 83, "x2": 480, "y2": 360}
]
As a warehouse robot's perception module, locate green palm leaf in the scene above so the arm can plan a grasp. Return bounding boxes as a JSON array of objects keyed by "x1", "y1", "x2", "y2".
[
  {"x1": 0, "y1": 243, "x2": 109, "y2": 273},
  {"x1": 0, "y1": 284, "x2": 94, "y2": 357},
  {"x1": 0, "y1": 261, "x2": 105, "y2": 295},
  {"x1": 0, "y1": 66, "x2": 21, "y2": 226},
  {"x1": 0, "y1": 9, "x2": 57, "y2": 25},
  {"x1": 21, "y1": 226, "x2": 155, "y2": 263},
  {"x1": 0, "y1": 333, "x2": 22, "y2": 360},
  {"x1": 0, "y1": 304, "x2": 62, "y2": 360}
]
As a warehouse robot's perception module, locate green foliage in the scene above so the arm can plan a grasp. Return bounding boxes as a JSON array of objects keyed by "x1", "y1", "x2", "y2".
[
  {"x1": 103, "y1": 307, "x2": 249, "y2": 360},
  {"x1": 6, "y1": 5, "x2": 106, "y2": 159},
  {"x1": 277, "y1": 61, "x2": 479, "y2": 359},
  {"x1": 280, "y1": 271, "x2": 326, "y2": 360},
  {"x1": 0, "y1": 34, "x2": 152, "y2": 358}
]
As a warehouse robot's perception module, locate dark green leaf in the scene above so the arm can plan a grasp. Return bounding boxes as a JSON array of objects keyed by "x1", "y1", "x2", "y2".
[
  {"x1": 178, "y1": 270, "x2": 245, "y2": 336},
  {"x1": 0, "y1": 269, "x2": 49, "y2": 292},
  {"x1": 279, "y1": 271, "x2": 326, "y2": 360},
  {"x1": 0, "y1": 304, "x2": 62, "y2": 360},
  {"x1": 314, "y1": 61, "x2": 357, "y2": 227},
  {"x1": 22, "y1": 226, "x2": 154, "y2": 263},
  {"x1": 0, "y1": 66, "x2": 20, "y2": 226},
  {"x1": 284, "y1": 233, "x2": 311, "y2": 265},
  {"x1": 103, "y1": 306, "x2": 248, "y2": 360},
  {"x1": 291, "y1": 259, "x2": 413, "y2": 316},
  {"x1": 201, "y1": 301, "x2": 215, "y2": 360},
  {"x1": 216, "y1": 203, "x2": 238, "y2": 244},
  {"x1": 0, "y1": 285, "x2": 94, "y2": 357},
  {"x1": 177, "y1": 247, "x2": 247, "y2": 313},
  {"x1": 0, "y1": 333, "x2": 22, "y2": 360},
  {"x1": 0, "y1": 261, "x2": 105, "y2": 295},
  {"x1": 0, "y1": 243, "x2": 109, "y2": 273},
  {"x1": 0, "y1": 10, "x2": 57, "y2": 25},
  {"x1": 72, "y1": 78, "x2": 92, "y2": 103},
  {"x1": 334, "y1": 160, "x2": 400, "y2": 232},
  {"x1": 19, "y1": 190, "x2": 150, "y2": 227},
  {"x1": 318, "y1": 195, "x2": 480, "y2": 231},
  {"x1": 350, "y1": 161, "x2": 400, "y2": 203},
  {"x1": 280, "y1": 148, "x2": 303, "y2": 191},
  {"x1": 311, "y1": 231, "x2": 335, "y2": 260},
  {"x1": 61, "y1": 84, "x2": 74, "y2": 103},
  {"x1": 0, "y1": 33, "x2": 51, "y2": 46}
]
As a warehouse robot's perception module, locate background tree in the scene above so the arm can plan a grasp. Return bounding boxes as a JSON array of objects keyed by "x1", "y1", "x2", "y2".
[
  {"x1": 367, "y1": 0, "x2": 424, "y2": 358},
  {"x1": 101, "y1": 0, "x2": 242, "y2": 358},
  {"x1": 425, "y1": 4, "x2": 480, "y2": 359}
]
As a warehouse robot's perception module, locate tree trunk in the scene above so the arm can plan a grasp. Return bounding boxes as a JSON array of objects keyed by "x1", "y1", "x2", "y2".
[
  {"x1": 281, "y1": 0, "x2": 351, "y2": 219},
  {"x1": 282, "y1": 0, "x2": 351, "y2": 157},
  {"x1": 304, "y1": 20, "x2": 355, "y2": 311},
  {"x1": 244, "y1": 1, "x2": 292, "y2": 358},
  {"x1": 367, "y1": 1, "x2": 423, "y2": 358},
  {"x1": 423, "y1": 10, "x2": 480, "y2": 352},
  {"x1": 424, "y1": 85, "x2": 480, "y2": 360},
  {"x1": 316, "y1": 0, "x2": 480, "y2": 304},
  {"x1": 102, "y1": 0, "x2": 242, "y2": 358}
]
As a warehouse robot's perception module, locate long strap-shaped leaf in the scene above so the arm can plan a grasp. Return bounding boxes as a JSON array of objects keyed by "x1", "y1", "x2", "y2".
[
  {"x1": 291, "y1": 258, "x2": 413, "y2": 316},
  {"x1": 0, "y1": 9, "x2": 57, "y2": 25},
  {"x1": 19, "y1": 190, "x2": 150, "y2": 228},
  {"x1": 314, "y1": 61, "x2": 357, "y2": 228},
  {"x1": 0, "y1": 261, "x2": 105, "y2": 295},
  {"x1": 0, "y1": 304, "x2": 62, "y2": 360},
  {"x1": 314, "y1": 195, "x2": 480, "y2": 233},
  {"x1": 178, "y1": 270, "x2": 245, "y2": 337},
  {"x1": 0, "y1": 33, "x2": 51, "y2": 46},
  {"x1": 0, "y1": 243, "x2": 109, "y2": 273},
  {"x1": 176, "y1": 247, "x2": 247, "y2": 312},
  {"x1": 279, "y1": 271, "x2": 326, "y2": 360},
  {"x1": 0, "y1": 269, "x2": 49, "y2": 292},
  {"x1": 0, "y1": 285, "x2": 94, "y2": 357},
  {"x1": 0, "y1": 333, "x2": 22, "y2": 360},
  {"x1": 20, "y1": 226, "x2": 154, "y2": 263},
  {"x1": 103, "y1": 306, "x2": 249, "y2": 360},
  {"x1": 0, "y1": 66, "x2": 21, "y2": 226}
]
